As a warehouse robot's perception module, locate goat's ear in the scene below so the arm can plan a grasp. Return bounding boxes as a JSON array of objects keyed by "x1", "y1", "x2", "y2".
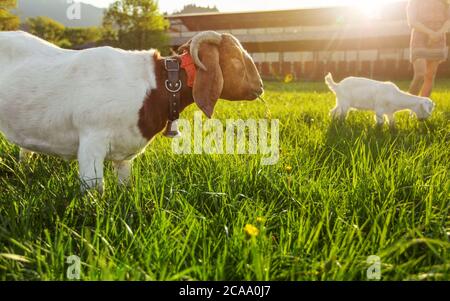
[
  {"x1": 193, "y1": 43, "x2": 223, "y2": 118},
  {"x1": 428, "y1": 101, "x2": 436, "y2": 114}
]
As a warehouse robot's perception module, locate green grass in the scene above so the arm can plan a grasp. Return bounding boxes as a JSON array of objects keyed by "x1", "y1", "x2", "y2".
[{"x1": 0, "y1": 80, "x2": 448, "y2": 281}]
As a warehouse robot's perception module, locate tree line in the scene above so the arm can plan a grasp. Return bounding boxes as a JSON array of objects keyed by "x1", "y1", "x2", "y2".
[{"x1": 0, "y1": 0, "x2": 171, "y2": 53}]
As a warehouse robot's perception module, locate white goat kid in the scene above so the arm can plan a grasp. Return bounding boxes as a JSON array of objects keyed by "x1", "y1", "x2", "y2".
[{"x1": 325, "y1": 73, "x2": 435, "y2": 126}]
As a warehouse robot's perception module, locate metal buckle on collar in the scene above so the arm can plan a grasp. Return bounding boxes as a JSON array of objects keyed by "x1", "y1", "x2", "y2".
[
  {"x1": 165, "y1": 58, "x2": 180, "y2": 72},
  {"x1": 165, "y1": 80, "x2": 182, "y2": 93}
]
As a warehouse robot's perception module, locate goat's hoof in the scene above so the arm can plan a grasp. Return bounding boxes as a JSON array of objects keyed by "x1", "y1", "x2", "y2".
[
  {"x1": 118, "y1": 180, "x2": 132, "y2": 189},
  {"x1": 80, "y1": 184, "x2": 104, "y2": 198},
  {"x1": 374, "y1": 124, "x2": 384, "y2": 131}
]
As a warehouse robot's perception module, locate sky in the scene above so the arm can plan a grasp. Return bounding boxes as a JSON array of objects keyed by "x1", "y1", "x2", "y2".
[{"x1": 79, "y1": 0, "x2": 406, "y2": 14}]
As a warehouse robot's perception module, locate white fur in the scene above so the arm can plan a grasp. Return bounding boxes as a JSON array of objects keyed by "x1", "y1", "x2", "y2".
[
  {"x1": 0, "y1": 31, "x2": 157, "y2": 192},
  {"x1": 325, "y1": 73, "x2": 435, "y2": 126}
]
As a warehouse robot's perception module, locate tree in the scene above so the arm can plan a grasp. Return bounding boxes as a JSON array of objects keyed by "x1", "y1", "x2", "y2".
[
  {"x1": 173, "y1": 4, "x2": 219, "y2": 15},
  {"x1": 64, "y1": 27, "x2": 102, "y2": 49},
  {"x1": 103, "y1": 0, "x2": 169, "y2": 52},
  {"x1": 24, "y1": 16, "x2": 103, "y2": 50},
  {"x1": 0, "y1": 0, "x2": 19, "y2": 31},
  {"x1": 26, "y1": 16, "x2": 68, "y2": 47}
]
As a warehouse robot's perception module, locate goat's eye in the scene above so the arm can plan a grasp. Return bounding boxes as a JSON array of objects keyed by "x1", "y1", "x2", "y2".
[{"x1": 231, "y1": 58, "x2": 243, "y2": 70}]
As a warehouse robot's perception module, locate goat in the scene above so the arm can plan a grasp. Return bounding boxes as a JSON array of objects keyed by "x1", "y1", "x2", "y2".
[
  {"x1": 0, "y1": 31, "x2": 264, "y2": 192},
  {"x1": 325, "y1": 73, "x2": 435, "y2": 126}
]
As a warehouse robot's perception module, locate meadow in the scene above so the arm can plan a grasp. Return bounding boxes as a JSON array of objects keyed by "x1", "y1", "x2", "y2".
[{"x1": 0, "y1": 80, "x2": 448, "y2": 280}]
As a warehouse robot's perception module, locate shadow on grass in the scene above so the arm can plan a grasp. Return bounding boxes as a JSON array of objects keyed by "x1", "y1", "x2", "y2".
[{"x1": 320, "y1": 118, "x2": 442, "y2": 166}]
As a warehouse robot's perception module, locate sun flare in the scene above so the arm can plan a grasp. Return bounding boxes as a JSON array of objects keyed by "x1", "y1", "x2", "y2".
[{"x1": 357, "y1": 1, "x2": 384, "y2": 19}]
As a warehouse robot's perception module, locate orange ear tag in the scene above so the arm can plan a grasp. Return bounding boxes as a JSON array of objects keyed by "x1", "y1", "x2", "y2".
[{"x1": 180, "y1": 52, "x2": 196, "y2": 88}]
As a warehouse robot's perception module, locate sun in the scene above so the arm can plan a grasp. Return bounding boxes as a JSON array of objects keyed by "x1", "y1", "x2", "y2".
[
  {"x1": 356, "y1": 0, "x2": 386, "y2": 19},
  {"x1": 353, "y1": 0, "x2": 403, "y2": 20}
]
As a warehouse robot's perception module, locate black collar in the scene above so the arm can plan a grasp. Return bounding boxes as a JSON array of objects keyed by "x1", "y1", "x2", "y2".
[{"x1": 163, "y1": 57, "x2": 182, "y2": 138}]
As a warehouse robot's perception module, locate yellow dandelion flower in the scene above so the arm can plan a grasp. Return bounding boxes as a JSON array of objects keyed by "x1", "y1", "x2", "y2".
[
  {"x1": 284, "y1": 74, "x2": 294, "y2": 84},
  {"x1": 285, "y1": 165, "x2": 293, "y2": 173},
  {"x1": 244, "y1": 224, "x2": 260, "y2": 237}
]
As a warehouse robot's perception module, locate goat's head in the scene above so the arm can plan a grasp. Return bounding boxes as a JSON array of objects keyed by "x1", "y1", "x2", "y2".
[
  {"x1": 414, "y1": 97, "x2": 435, "y2": 121},
  {"x1": 179, "y1": 31, "x2": 264, "y2": 118}
]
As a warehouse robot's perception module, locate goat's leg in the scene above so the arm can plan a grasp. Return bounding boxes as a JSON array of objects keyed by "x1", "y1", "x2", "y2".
[
  {"x1": 19, "y1": 148, "x2": 33, "y2": 162},
  {"x1": 337, "y1": 106, "x2": 349, "y2": 121},
  {"x1": 113, "y1": 160, "x2": 132, "y2": 186},
  {"x1": 386, "y1": 113, "x2": 396, "y2": 128},
  {"x1": 330, "y1": 106, "x2": 340, "y2": 119},
  {"x1": 374, "y1": 112, "x2": 385, "y2": 126},
  {"x1": 330, "y1": 97, "x2": 341, "y2": 120},
  {"x1": 330, "y1": 105, "x2": 347, "y2": 122},
  {"x1": 77, "y1": 135, "x2": 107, "y2": 193}
]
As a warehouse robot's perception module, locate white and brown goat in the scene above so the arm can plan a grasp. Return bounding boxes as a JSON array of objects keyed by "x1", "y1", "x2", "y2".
[{"x1": 0, "y1": 31, "x2": 263, "y2": 192}]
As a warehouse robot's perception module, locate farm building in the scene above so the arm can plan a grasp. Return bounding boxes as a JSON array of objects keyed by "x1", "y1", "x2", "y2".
[{"x1": 167, "y1": 2, "x2": 450, "y2": 81}]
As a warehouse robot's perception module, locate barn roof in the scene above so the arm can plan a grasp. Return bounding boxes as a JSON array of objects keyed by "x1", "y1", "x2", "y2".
[{"x1": 167, "y1": 2, "x2": 407, "y2": 31}]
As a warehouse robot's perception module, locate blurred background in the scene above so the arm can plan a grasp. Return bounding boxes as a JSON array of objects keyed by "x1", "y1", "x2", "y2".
[{"x1": 3, "y1": 0, "x2": 448, "y2": 81}]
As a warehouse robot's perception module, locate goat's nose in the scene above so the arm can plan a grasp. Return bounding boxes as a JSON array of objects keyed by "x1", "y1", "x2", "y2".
[
  {"x1": 259, "y1": 87, "x2": 264, "y2": 95},
  {"x1": 250, "y1": 88, "x2": 264, "y2": 100},
  {"x1": 254, "y1": 87, "x2": 264, "y2": 96}
]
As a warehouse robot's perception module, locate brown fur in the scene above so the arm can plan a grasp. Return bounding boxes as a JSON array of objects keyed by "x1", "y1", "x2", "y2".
[
  {"x1": 218, "y1": 34, "x2": 263, "y2": 101},
  {"x1": 138, "y1": 52, "x2": 194, "y2": 140},
  {"x1": 138, "y1": 33, "x2": 263, "y2": 141},
  {"x1": 193, "y1": 43, "x2": 223, "y2": 118}
]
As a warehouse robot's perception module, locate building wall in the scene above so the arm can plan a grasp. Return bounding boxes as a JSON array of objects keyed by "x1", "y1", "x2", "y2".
[
  {"x1": 169, "y1": 18, "x2": 450, "y2": 81},
  {"x1": 250, "y1": 48, "x2": 414, "y2": 81}
]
